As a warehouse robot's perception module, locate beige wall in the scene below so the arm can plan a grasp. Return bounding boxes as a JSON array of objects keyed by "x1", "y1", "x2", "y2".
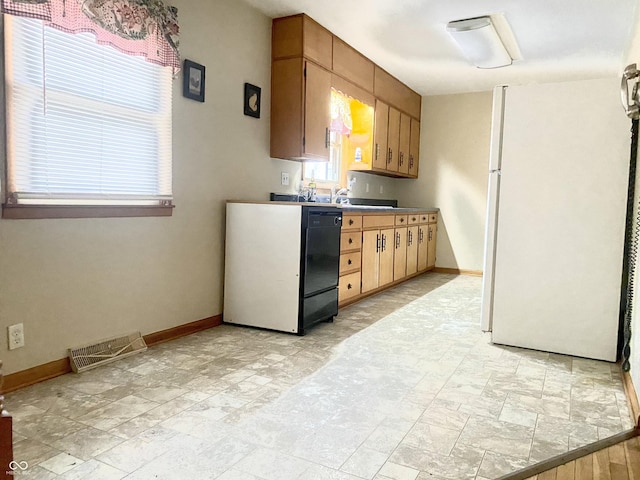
[
  {"x1": 396, "y1": 92, "x2": 493, "y2": 272},
  {"x1": 0, "y1": 0, "x2": 399, "y2": 375},
  {"x1": 0, "y1": 0, "x2": 280, "y2": 375}
]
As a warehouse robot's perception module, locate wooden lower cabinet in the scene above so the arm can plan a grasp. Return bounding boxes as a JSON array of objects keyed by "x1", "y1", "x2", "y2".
[
  {"x1": 427, "y1": 222, "x2": 437, "y2": 269},
  {"x1": 406, "y1": 226, "x2": 418, "y2": 276},
  {"x1": 339, "y1": 271, "x2": 361, "y2": 303},
  {"x1": 361, "y1": 228, "x2": 394, "y2": 293},
  {"x1": 393, "y1": 227, "x2": 407, "y2": 280},
  {"x1": 338, "y1": 211, "x2": 436, "y2": 307},
  {"x1": 417, "y1": 224, "x2": 429, "y2": 272}
]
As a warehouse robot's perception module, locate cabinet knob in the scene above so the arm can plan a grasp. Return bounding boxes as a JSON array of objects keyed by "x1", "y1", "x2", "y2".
[
  {"x1": 349, "y1": 219, "x2": 354, "y2": 225},
  {"x1": 400, "y1": 218, "x2": 404, "y2": 223},
  {"x1": 348, "y1": 259, "x2": 352, "y2": 265},
  {"x1": 348, "y1": 238, "x2": 353, "y2": 244},
  {"x1": 347, "y1": 283, "x2": 352, "y2": 290},
  {"x1": 412, "y1": 217, "x2": 417, "y2": 221}
]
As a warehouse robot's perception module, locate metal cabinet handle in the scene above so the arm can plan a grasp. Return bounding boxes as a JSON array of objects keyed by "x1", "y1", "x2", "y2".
[
  {"x1": 325, "y1": 127, "x2": 330, "y2": 148},
  {"x1": 395, "y1": 232, "x2": 400, "y2": 249},
  {"x1": 387, "y1": 148, "x2": 392, "y2": 164},
  {"x1": 418, "y1": 228, "x2": 423, "y2": 243},
  {"x1": 399, "y1": 152, "x2": 404, "y2": 166},
  {"x1": 428, "y1": 227, "x2": 433, "y2": 241},
  {"x1": 409, "y1": 155, "x2": 414, "y2": 169},
  {"x1": 376, "y1": 234, "x2": 380, "y2": 253},
  {"x1": 375, "y1": 143, "x2": 380, "y2": 160},
  {"x1": 408, "y1": 230, "x2": 412, "y2": 246},
  {"x1": 382, "y1": 234, "x2": 387, "y2": 251}
]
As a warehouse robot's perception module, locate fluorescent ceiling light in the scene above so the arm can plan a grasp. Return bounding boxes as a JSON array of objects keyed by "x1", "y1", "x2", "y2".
[{"x1": 447, "y1": 16, "x2": 512, "y2": 69}]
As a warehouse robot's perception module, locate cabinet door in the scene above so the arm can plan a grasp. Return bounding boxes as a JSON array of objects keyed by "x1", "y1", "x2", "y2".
[
  {"x1": 394, "y1": 227, "x2": 407, "y2": 281},
  {"x1": 398, "y1": 113, "x2": 411, "y2": 175},
  {"x1": 427, "y1": 223, "x2": 437, "y2": 269},
  {"x1": 409, "y1": 119, "x2": 420, "y2": 177},
  {"x1": 304, "y1": 61, "x2": 332, "y2": 159},
  {"x1": 373, "y1": 100, "x2": 389, "y2": 170},
  {"x1": 361, "y1": 230, "x2": 380, "y2": 293},
  {"x1": 387, "y1": 107, "x2": 400, "y2": 172},
  {"x1": 406, "y1": 226, "x2": 418, "y2": 275},
  {"x1": 417, "y1": 225, "x2": 428, "y2": 272},
  {"x1": 379, "y1": 228, "x2": 395, "y2": 287}
]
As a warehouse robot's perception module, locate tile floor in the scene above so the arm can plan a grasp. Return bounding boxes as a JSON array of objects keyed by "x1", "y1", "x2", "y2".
[{"x1": 5, "y1": 273, "x2": 634, "y2": 479}]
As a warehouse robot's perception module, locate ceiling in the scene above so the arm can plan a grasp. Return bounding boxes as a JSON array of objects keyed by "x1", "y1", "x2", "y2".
[{"x1": 241, "y1": 0, "x2": 639, "y2": 96}]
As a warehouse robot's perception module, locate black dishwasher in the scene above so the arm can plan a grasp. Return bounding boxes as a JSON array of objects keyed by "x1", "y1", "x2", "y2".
[{"x1": 298, "y1": 207, "x2": 342, "y2": 333}]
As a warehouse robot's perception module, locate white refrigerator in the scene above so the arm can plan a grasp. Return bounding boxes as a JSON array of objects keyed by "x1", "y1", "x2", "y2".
[{"x1": 481, "y1": 78, "x2": 630, "y2": 362}]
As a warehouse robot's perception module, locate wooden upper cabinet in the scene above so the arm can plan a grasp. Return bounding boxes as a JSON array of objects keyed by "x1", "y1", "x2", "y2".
[
  {"x1": 373, "y1": 100, "x2": 389, "y2": 170},
  {"x1": 270, "y1": 58, "x2": 331, "y2": 160},
  {"x1": 409, "y1": 119, "x2": 420, "y2": 177},
  {"x1": 332, "y1": 37, "x2": 374, "y2": 92},
  {"x1": 374, "y1": 66, "x2": 421, "y2": 119},
  {"x1": 272, "y1": 15, "x2": 332, "y2": 70},
  {"x1": 387, "y1": 107, "x2": 400, "y2": 172},
  {"x1": 304, "y1": 61, "x2": 332, "y2": 159},
  {"x1": 398, "y1": 113, "x2": 411, "y2": 175}
]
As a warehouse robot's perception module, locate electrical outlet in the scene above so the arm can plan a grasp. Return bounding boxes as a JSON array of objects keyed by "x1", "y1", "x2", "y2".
[
  {"x1": 379, "y1": 185, "x2": 384, "y2": 194},
  {"x1": 281, "y1": 172, "x2": 290, "y2": 186},
  {"x1": 8, "y1": 323, "x2": 24, "y2": 350}
]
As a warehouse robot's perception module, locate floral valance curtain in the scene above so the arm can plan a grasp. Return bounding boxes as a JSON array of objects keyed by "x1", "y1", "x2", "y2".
[{"x1": 1, "y1": 0, "x2": 180, "y2": 72}]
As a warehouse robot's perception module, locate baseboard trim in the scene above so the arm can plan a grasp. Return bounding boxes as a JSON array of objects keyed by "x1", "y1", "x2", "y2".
[
  {"x1": 143, "y1": 315, "x2": 222, "y2": 347},
  {"x1": 433, "y1": 267, "x2": 483, "y2": 276},
  {"x1": 2, "y1": 314, "x2": 222, "y2": 394},
  {"x1": 623, "y1": 370, "x2": 640, "y2": 427}
]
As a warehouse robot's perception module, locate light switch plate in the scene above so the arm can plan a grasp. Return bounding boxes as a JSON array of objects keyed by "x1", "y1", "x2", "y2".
[{"x1": 281, "y1": 172, "x2": 289, "y2": 186}]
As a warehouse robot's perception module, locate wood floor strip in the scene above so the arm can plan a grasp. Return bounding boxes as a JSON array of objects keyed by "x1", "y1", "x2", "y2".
[
  {"x1": 594, "y1": 448, "x2": 612, "y2": 480},
  {"x1": 576, "y1": 454, "x2": 594, "y2": 480},
  {"x1": 556, "y1": 460, "x2": 575, "y2": 480},
  {"x1": 496, "y1": 428, "x2": 638, "y2": 480},
  {"x1": 624, "y1": 437, "x2": 640, "y2": 479}
]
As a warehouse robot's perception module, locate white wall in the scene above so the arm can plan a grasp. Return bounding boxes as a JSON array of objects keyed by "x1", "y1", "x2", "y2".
[{"x1": 396, "y1": 92, "x2": 493, "y2": 272}]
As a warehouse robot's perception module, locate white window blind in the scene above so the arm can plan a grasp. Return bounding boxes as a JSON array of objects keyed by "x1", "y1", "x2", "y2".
[{"x1": 4, "y1": 16, "x2": 173, "y2": 206}]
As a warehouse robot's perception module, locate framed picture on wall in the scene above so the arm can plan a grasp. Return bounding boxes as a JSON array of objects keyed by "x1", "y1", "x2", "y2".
[
  {"x1": 183, "y1": 59, "x2": 205, "y2": 102},
  {"x1": 244, "y1": 83, "x2": 261, "y2": 118}
]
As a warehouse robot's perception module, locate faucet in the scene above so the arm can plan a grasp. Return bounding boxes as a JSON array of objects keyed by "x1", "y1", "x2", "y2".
[{"x1": 331, "y1": 186, "x2": 349, "y2": 204}]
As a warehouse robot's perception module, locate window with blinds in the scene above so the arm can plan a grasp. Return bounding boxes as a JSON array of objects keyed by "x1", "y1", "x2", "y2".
[{"x1": 4, "y1": 15, "x2": 173, "y2": 207}]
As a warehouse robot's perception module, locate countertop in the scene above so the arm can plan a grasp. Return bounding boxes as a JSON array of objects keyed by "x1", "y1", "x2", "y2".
[{"x1": 227, "y1": 200, "x2": 438, "y2": 214}]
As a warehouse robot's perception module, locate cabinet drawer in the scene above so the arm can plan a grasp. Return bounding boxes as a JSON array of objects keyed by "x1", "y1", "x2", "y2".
[
  {"x1": 342, "y1": 215, "x2": 362, "y2": 231},
  {"x1": 395, "y1": 214, "x2": 408, "y2": 226},
  {"x1": 428, "y1": 213, "x2": 437, "y2": 223},
  {"x1": 340, "y1": 232, "x2": 362, "y2": 252},
  {"x1": 407, "y1": 213, "x2": 421, "y2": 225},
  {"x1": 339, "y1": 271, "x2": 361, "y2": 303},
  {"x1": 362, "y1": 215, "x2": 395, "y2": 229},
  {"x1": 340, "y1": 252, "x2": 361, "y2": 274}
]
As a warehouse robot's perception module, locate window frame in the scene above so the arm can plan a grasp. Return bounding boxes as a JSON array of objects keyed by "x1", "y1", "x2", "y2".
[{"x1": 1, "y1": 15, "x2": 174, "y2": 220}]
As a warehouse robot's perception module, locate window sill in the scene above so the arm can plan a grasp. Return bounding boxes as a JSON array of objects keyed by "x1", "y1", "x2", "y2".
[{"x1": 2, "y1": 204, "x2": 174, "y2": 219}]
